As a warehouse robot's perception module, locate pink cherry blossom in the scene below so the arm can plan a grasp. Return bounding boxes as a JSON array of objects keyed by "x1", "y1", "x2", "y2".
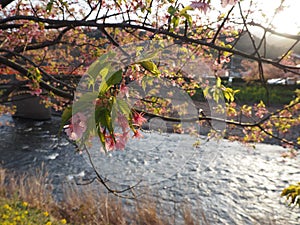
[
  {"x1": 105, "y1": 137, "x2": 115, "y2": 151},
  {"x1": 254, "y1": 103, "x2": 268, "y2": 119},
  {"x1": 119, "y1": 84, "x2": 129, "y2": 98},
  {"x1": 221, "y1": 0, "x2": 239, "y2": 8},
  {"x1": 26, "y1": 83, "x2": 42, "y2": 96},
  {"x1": 116, "y1": 113, "x2": 129, "y2": 132},
  {"x1": 132, "y1": 112, "x2": 147, "y2": 126},
  {"x1": 64, "y1": 112, "x2": 87, "y2": 141},
  {"x1": 133, "y1": 130, "x2": 143, "y2": 139},
  {"x1": 93, "y1": 98, "x2": 102, "y2": 106},
  {"x1": 190, "y1": 1, "x2": 210, "y2": 14},
  {"x1": 31, "y1": 88, "x2": 42, "y2": 96},
  {"x1": 115, "y1": 131, "x2": 129, "y2": 150}
]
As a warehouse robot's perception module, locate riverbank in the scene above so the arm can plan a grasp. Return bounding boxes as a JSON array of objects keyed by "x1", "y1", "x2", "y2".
[{"x1": 0, "y1": 167, "x2": 206, "y2": 225}]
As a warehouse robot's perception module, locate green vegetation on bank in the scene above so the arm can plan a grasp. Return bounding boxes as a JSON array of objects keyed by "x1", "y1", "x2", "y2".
[
  {"x1": 233, "y1": 84, "x2": 298, "y2": 105},
  {"x1": 0, "y1": 198, "x2": 67, "y2": 225},
  {"x1": 192, "y1": 81, "x2": 299, "y2": 105}
]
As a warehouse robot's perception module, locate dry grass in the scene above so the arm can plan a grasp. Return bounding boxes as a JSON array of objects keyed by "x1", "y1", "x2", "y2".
[
  {"x1": 0, "y1": 167, "x2": 208, "y2": 225},
  {"x1": 0, "y1": 167, "x2": 282, "y2": 225},
  {"x1": 59, "y1": 185, "x2": 127, "y2": 225}
]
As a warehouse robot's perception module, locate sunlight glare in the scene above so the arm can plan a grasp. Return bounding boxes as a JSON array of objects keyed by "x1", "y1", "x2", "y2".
[{"x1": 259, "y1": 0, "x2": 300, "y2": 35}]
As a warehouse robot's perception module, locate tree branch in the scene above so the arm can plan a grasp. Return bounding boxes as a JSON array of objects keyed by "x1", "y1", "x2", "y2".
[
  {"x1": 0, "y1": 16, "x2": 299, "y2": 75},
  {"x1": 248, "y1": 21, "x2": 300, "y2": 41},
  {"x1": 0, "y1": 0, "x2": 15, "y2": 9},
  {"x1": 0, "y1": 48, "x2": 76, "y2": 91},
  {"x1": 0, "y1": 56, "x2": 73, "y2": 99},
  {"x1": 212, "y1": 5, "x2": 235, "y2": 44}
]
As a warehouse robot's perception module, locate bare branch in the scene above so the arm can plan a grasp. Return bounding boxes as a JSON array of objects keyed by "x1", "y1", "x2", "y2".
[
  {"x1": 278, "y1": 40, "x2": 300, "y2": 63},
  {"x1": 248, "y1": 21, "x2": 300, "y2": 41},
  {"x1": 212, "y1": 5, "x2": 235, "y2": 44},
  {"x1": 84, "y1": 144, "x2": 141, "y2": 199}
]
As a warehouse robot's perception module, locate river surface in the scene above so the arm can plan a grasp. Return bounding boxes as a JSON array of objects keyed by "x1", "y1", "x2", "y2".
[{"x1": 0, "y1": 115, "x2": 299, "y2": 225}]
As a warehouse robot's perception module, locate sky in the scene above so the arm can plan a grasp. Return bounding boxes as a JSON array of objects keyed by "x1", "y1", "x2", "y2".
[
  {"x1": 254, "y1": 0, "x2": 300, "y2": 35},
  {"x1": 195, "y1": 0, "x2": 300, "y2": 35}
]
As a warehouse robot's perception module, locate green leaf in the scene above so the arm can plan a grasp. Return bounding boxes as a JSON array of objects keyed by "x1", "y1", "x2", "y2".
[
  {"x1": 216, "y1": 77, "x2": 222, "y2": 88},
  {"x1": 99, "y1": 51, "x2": 116, "y2": 62},
  {"x1": 179, "y1": 6, "x2": 193, "y2": 15},
  {"x1": 281, "y1": 183, "x2": 300, "y2": 207},
  {"x1": 95, "y1": 107, "x2": 114, "y2": 136},
  {"x1": 223, "y1": 87, "x2": 238, "y2": 102},
  {"x1": 95, "y1": 107, "x2": 106, "y2": 125},
  {"x1": 87, "y1": 60, "x2": 111, "y2": 79},
  {"x1": 141, "y1": 76, "x2": 155, "y2": 92},
  {"x1": 73, "y1": 92, "x2": 98, "y2": 113},
  {"x1": 87, "y1": 51, "x2": 116, "y2": 79},
  {"x1": 203, "y1": 86, "x2": 210, "y2": 98},
  {"x1": 141, "y1": 78, "x2": 147, "y2": 91},
  {"x1": 139, "y1": 61, "x2": 160, "y2": 75},
  {"x1": 99, "y1": 69, "x2": 123, "y2": 94},
  {"x1": 46, "y1": 0, "x2": 54, "y2": 12},
  {"x1": 224, "y1": 91, "x2": 231, "y2": 102},
  {"x1": 117, "y1": 99, "x2": 132, "y2": 120},
  {"x1": 138, "y1": 50, "x2": 160, "y2": 62},
  {"x1": 295, "y1": 89, "x2": 300, "y2": 97},
  {"x1": 257, "y1": 100, "x2": 265, "y2": 108},
  {"x1": 59, "y1": 106, "x2": 72, "y2": 132},
  {"x1": 168, "y1": 6, "x2": 177, "y2": 15},
  {"x1": 100, "y1": 67, "x2": 109, "y2": 77},
  {"x1": 212, "y1": 89, "x2": 220, "y2": 103},
  {"x1": 171, "y1": 16, "x2": 180, "y2": 29},
  {"x1": 184, "y1": 14, "x2": 193, "y2": 27},
  {"x1": 97, "y1": 125, "x2": 107, "y2": 152},
  {"x1": 180, "y1": 7, "x2": 193, "y2": 27}
]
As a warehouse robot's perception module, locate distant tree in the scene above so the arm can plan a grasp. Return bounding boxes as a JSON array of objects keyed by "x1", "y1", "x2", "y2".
[{"x1": 241, "y1": 57, "x2": 299, "y2": 81}]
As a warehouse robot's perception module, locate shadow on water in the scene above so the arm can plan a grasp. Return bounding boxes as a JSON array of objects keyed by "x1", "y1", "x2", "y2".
[{"x1": 0, "y1": 115, "x2": 95, "y2": 199}]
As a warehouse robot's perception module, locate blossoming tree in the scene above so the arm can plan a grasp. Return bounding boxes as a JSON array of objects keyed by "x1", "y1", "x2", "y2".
[{"x1": 0, "y1": 0, "x2": 299, "y2": 200}]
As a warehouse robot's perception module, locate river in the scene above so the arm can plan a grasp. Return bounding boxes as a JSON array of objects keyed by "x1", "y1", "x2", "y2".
[{"x1": 0, "y1": 115, "x2": 299, "y2": 224}]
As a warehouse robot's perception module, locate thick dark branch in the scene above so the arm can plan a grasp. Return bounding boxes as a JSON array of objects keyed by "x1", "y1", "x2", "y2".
[
  {"x1": 134, "y1": 100, "x2": 300, "y2": 148},
  {"x1": 0, "y1": 48, "x2": 76, "y2": 91},
  {"x1": 13, "y1": 27, "x2": 72, "y2": 54},
  {"x1": 0, "y1": 24, "x2": 22, "y2": 29},
  {"x1": 2, "y1": 14, "x2": 300, "y2": 40},
  {"x1": 0, "y1": 0, "x2": 14, "y2": 8},
  {"x1": 0, "y1": 56, "x2": 73, "y2": 99},
  {"x1": 134, "y1": 99, "x2": 300, "y2": 129},
  {"x1": 0, "y1": 80, "x2": 29, "y2": 103},
  {"x1": 99, "y1": 27, "x2": 130, "y2": 57}
]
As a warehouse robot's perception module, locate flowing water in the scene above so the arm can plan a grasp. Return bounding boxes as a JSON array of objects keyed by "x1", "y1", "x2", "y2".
[{"x1": 0, "y1": 115, "x2": 299, "y2": 224}]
